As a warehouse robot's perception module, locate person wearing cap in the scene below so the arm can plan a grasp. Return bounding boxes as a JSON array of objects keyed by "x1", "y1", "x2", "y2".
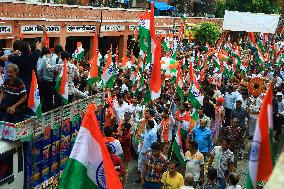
[{"x1": 141, "y1": 142, "x2": 168, "y2": 189}]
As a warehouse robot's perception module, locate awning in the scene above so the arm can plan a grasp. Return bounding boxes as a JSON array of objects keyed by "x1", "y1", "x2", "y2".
[{"x1": 154, "y1": 1, "x2": 176, "y2": 11}]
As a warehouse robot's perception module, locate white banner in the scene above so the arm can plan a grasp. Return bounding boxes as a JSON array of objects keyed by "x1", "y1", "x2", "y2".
[
  {"x1": 21, "y1": 25, "x2": 60, "y2": 34},
  {"x1": 0, "y1": 26, "x2": 12, "y2": 34},
  {"x1": 223, "y1": 11, "x2": 280, "y2": 34},
  {"x1": 67, "y1": 25, "x2": 96, "y2": 33},
  {"x1": 100, "y1": 25, "x2": 125, "y2": 32}
]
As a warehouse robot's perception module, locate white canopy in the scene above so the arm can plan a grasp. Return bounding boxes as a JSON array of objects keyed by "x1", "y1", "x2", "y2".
[{"x1": 223, "y1": 11, "x2": 280, "y2": 34}]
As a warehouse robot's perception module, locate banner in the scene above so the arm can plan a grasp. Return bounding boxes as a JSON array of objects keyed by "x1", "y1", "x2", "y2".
[{"x1": 223, "y1": 11, "x2": 280, "y2": 34}]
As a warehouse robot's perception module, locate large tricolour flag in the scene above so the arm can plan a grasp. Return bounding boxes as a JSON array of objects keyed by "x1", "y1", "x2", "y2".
[
  {"x1": 246, "y1": 84, "x2": 274, "y2": 189},
  {"x1": 55, "y1": 59, "x2": 68, "y2": 104},
  {"x1": 28, "y1": 70, "x2": 42, "y2": 119},
  {"x1": 59, "y1": 104, "x2": 123, "y2": 189}
]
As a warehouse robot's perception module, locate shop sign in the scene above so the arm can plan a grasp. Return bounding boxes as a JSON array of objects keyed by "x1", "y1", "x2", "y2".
[
  {"x1": 0, "y1": 26, "x2": 12, "y2": 34},
  {"x1": 100, "y1": 25, "x2": 125, "y2": 32},
  {"x1": 21, "y1": 25, "x2": 60, "y2": 34},
  {"x1": 67, "y1": 25, "x2": 96, "y2": 33},
  {"x1": 129, "y1": 25, "x2": 138, "y2": 31},
  {"x1": 155, "y1": 30, "x2": 167, "y2": 34}
]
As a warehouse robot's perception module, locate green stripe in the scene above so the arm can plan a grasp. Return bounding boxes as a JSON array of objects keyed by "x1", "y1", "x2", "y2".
[
  {"x1": 188, "y1": 91, "x2": 201, "y2": 109},
  {"x1": 35, "y1": 104, "x2": 42, "y2": 119},
  {"x1": 59, "y1": 158, "x2": 98, "y2": 189},
  {"x1": 246, "y1": 171, "x2": 254, "y2": 189},
  {"x1": 105, "y1": 75, "x2": 115, "y2": 89},
  {"x1": 87, "y1": 77, "x2": 100, "y2": 86},
  {"x1": 177, "y1": 86, "x2": 184, "y2": 103},
  {"x1": 172, "y1": 140, "x2": 185, "y2": 165}
]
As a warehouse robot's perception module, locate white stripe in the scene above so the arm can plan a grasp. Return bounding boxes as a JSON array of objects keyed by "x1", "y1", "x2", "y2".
[
  {"x1": 69, "y1": 127, "x2": 102, "y2": 186},
  {"x1": 268, "y1": 104, "x2": 273, "y2": 129},
  {"x1": 249, "y1": 117, "x2": 261, "y2": 188},
  {"x1": 102, "y1": 62, "x2": 114, "y2": 83},
  {"x1": 151, "y1": 90, "x2": 161, "y2": 100}
]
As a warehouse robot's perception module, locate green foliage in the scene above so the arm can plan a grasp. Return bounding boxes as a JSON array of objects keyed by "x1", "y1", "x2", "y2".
[
  {"x1": 215, "y1": 0, "x2": 281, "y2": 17},
  {"x1": 192, "y1": 22, "x2": 221, "y2": 46}
]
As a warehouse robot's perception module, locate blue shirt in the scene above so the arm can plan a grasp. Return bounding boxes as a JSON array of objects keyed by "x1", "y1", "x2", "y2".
[
  {"x1": 141, "y1": 128, "x2": 157, "y2": 153},
  {"x1": 192, "y1": 126, "x2": 213, "y2": 153}
]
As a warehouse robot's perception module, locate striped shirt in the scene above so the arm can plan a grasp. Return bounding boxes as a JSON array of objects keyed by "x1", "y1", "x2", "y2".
[{"x1": 1, "y1": 77, "x2": 26, "y2": 107}]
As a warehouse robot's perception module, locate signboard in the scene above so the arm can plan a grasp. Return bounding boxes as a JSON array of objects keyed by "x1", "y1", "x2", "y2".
[
  {"x1": 129, "y1": 25, "x2": 138, "y2": 31},
  {"x1": 100, "y1": 25, "x2": 125, "y2": 32},
  {"x1": 155, "y1": 30, "x2": 167, "y2": 34},
  {"x1": 0, "y1": 26, "x2": 12, "y2": 34},
  {"x1": 21, "y1": 25, "x2": 60, "y2": 34},
  {"x1": 67, "y1": 25, "x2": 96, "y2": 33},
  {"x1": 223, "y1": 11, "x2": 280, "y2": 34}
]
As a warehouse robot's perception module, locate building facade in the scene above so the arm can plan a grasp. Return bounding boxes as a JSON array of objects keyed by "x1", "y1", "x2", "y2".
[{"x1": 0, "y1": 2, "x2": 222, "y2": 59}]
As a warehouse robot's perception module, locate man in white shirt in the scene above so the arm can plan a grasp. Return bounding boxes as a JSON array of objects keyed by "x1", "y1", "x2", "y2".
[{"x1": 113, "y1": 96, "x2": 129, "y2": 123}]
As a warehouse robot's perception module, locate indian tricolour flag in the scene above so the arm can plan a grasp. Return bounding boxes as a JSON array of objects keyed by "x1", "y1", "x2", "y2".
[
  {"x1": 73, "y1": 42, "x2": 84, "y2": 61},
  {"x1": 188, "y1": 79, "x2": 202, "y2": 121},
  {"x1": 139, "y1": 10, "x2": 150, "y2": 53},
  {"x1": 87, "y1": 51, "x2": 101, "y2": 86},
  {"x1": 172, "y1": 126, "x2": 185, "y2": 165},
  {"x1": 28, "y1": 70, "x2": 42, "y2": 119},
  {"x1": 59, "y1": 104, "x2": 123, "y2": 189},
  {"x1": 55, "y1": 59, "x2": 68, "y2": 104},
  {"x1": 176, "y1": 68, "x2": 184, "y2": 102},
  {"x1": 102, "y1": 51, "x2": 115, "y2": 88},
  {"x1": 246, "y1": 84, "x2": 274, "y2": 189}
]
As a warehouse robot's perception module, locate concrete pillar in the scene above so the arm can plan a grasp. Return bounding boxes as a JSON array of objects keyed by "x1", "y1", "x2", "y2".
[
  {"x1": 55, "y1": 24, "x2": 67, "y2": 49},
  {"x1": 54, "y1": 36, "x2": 66, "y2": 49},
  {"x1": 118, "y1": 34, "x2": 128, "y2": 61},
  {"x1": 89, "y1": 35, "x2": 95, "y2": 58}
]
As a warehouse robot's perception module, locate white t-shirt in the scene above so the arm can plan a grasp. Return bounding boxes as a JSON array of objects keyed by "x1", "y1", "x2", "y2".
[
  {"x1": 185, "y1": 151, "x2": 204, "y2": 181},
  {"x1": 113, "y1": 102, "x2": 129, "y2": 122},
  {"x1": 180, "y1": 186, "x2": 194, "y2": 189},
  {"x1": 226, "y1": 185, "x2": 242, "y2": 189}
]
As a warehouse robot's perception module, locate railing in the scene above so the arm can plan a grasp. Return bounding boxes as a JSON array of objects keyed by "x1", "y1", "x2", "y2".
[{"x1": 0, "y1": 93, "x2": 104, "y2": 141}]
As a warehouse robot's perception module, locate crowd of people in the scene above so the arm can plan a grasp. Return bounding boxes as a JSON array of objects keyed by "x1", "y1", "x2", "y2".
[{"x1": 0, "y1": 23, "x2": 283, "y2": 189}]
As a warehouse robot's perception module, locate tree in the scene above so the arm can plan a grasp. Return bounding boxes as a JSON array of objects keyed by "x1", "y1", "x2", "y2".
[
  {"x1": 215, "y1": 0, "x2": 281, "y2": 17},
  {"x1": 192, "y1": 22, "x2": 221, "y2": 46}
]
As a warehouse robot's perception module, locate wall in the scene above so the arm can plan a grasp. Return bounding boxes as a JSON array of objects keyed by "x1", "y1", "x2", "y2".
[{"x1": 0, "y1": 2, "x2": 223, "y2": 59}]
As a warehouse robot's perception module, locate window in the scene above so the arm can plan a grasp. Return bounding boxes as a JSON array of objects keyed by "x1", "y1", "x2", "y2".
[{"x1": 0, "y1": 150, "x2": 14, "y2": 186}]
